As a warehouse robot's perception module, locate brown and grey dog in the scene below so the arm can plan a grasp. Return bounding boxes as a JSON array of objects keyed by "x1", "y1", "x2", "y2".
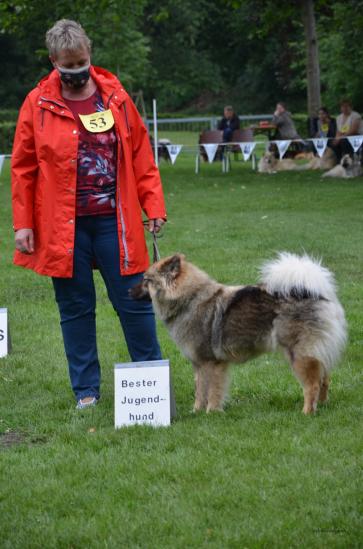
[
  {"x1": 131, "y1": 253, "x2": 347, "y2": 414},
  {"x1": 301, "y1": 147, "x2": 337, "y2": 171}
]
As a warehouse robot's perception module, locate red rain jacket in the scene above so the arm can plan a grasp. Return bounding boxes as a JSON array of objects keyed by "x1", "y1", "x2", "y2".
[{"x1": 11, "y1": 66, "x2": 167, "y2": 277}]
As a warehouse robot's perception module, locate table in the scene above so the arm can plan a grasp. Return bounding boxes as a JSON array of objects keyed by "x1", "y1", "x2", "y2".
[{"x1": 249, "y1": 124, "x2": 276, "y2": 141}]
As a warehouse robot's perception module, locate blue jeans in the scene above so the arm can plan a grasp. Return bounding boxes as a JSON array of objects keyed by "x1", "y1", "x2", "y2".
[
  {"x1": 223, "y1": 127, "x2": 233, "y2": 142},
  {"x1": 52, "y1": 215, "x2": 161, "y2": 401}
]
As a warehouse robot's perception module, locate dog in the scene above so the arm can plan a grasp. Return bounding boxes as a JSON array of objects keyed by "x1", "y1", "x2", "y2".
[
  {"x1": 300, "y1": 147, "x2": 337, "y2": 170},
  {"x1": 322, "y1": 154, "x2": 363, "y2": 178},
  {"x1": 258, "y1": 151, "x2": 304, "y2": 173},
  {"x1": 131, "y1": 253, "x2": 347, "y2": 415}
]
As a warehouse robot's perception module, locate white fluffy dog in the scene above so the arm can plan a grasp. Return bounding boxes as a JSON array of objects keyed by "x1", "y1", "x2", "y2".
[
  {"x1": 258, "y1": 151, "x2": 303, "y2": 173},
  {"x1": 322, "y1": 154, "x2": 362, "y2": 179}
]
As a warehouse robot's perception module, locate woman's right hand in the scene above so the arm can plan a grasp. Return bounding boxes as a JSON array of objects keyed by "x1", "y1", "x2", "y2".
[{"x1": 15, "y1": 228, "x2": 34, "y2": 254}]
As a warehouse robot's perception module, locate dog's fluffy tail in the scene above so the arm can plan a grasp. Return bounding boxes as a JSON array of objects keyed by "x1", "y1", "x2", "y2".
[
  {"x1": 260, "y1": 252, "x2": 347, "y2": 370},
  {"x1": 260, "y1": 252, "x2": 337, "y2": 301}
]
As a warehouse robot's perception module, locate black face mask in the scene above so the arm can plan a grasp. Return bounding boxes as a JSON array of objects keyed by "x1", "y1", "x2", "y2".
[{"x1": 57, "y1": 63, "x2": 91, "y2": 89}]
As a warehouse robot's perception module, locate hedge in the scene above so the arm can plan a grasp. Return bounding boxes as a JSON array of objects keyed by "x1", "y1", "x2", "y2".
[
  {"x1": 0, "y1": 122, "x2": 16, "y2": 155},
  {"x1": 0, "y1": 109, "x2": 18, "y2": 123}
]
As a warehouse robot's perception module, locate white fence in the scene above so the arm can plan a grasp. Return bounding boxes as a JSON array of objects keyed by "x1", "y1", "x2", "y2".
[{"x1": 146, "y1": 114, "x2": 273, "y2": 134}]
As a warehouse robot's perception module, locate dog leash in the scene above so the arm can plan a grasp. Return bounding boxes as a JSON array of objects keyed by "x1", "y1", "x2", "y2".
[
  {"x1": 143, "y1": 220, "x2": 163, "y2": 263},
  {"x1": 152, "y1": 229, "x2": 161, "y2": 263}
]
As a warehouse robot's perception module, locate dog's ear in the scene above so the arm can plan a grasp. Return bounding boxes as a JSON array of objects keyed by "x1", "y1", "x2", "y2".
[{"x1": 161, "y1": 254, "x2": 184, "y2": 279}]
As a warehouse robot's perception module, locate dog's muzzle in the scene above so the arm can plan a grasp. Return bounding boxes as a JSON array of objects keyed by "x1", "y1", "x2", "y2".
[{"x1": 129, "y1": 281, "x2": 151, "y2": 301}]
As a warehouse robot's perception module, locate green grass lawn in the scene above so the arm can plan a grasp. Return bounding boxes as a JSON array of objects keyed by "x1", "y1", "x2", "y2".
[{"x1": 0, "y1": 156, "x2": 362, "y2": 548}]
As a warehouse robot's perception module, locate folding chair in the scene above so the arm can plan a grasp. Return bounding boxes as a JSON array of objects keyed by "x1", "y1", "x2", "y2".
[{"x1": 196, "y1": 130, "x2": 228, "y2": 174}]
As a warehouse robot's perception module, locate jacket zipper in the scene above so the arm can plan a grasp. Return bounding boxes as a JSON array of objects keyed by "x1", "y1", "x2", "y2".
[
  {"x1": 123, "y1": 103, "x2": 130, "y2": 133},
  {"x1": 106, "y1": 92, "x2": 128, "y2": 270},
  {"x1": 115, "y1": 99, "x2": 129, "y2": 271},
  {"x1": 118, "y1": 177, "x2": 129, "y2": 271}
]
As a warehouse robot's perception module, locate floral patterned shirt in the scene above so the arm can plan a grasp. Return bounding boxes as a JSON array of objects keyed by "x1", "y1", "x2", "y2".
[{"x1": 64, "y1": 90, "x2": 117, "y2": 216}]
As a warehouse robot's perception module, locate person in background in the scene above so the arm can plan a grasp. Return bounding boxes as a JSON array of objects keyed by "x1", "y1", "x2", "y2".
[
  {"x1": 11, "y1": 19, "x2": 167, "y2": 409},
  {"x1": 332, "y1": 99, "x2": 363, "y2": 160},
  {"x1": 271, "y1": 102, "x2": 301, "y2": 140},
  {"x1": 218, "y1": 105, "x2": 240, "y2": 142},
  {"x1": 315, "y1": 107, "x2": 337, "y2": 138}
]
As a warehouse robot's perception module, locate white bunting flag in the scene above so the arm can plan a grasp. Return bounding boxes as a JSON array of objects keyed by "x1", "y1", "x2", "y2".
[
  {"x1": 166, "y1": 144, "x2": 183, "y2": 165},
  {"x1": 347, "y1": 136, "x2": 363, "y2": 153},
  {"x1": 203, "y1": 144, "x2": 219, "y2": 163},
  {"x1": 0, "y1": 155, "x2": 5, "y2": 175},
  {"x1": 0, "y1": 308, "x2": 9, "y2": 357},
  {"x1": 312, "y1": 138, "x2": 328, "y2": 158},
  {"x1": 275, "y1": 140, "x2": 291, "y2": 159},
  {"x1": 239, "y1": 142, "x2": 256, "y2": 162}
]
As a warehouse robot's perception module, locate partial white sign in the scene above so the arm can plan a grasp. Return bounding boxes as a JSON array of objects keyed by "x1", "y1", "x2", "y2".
[
  {"x1": 115, "y1": 359, "x2": 171, "y2": 428},
  {"x1": 0, "y1": 155, "x2": 5, "y2": 176},
  {"x1": 0, "y1": 308, "x2": 8, "y2": 358}
]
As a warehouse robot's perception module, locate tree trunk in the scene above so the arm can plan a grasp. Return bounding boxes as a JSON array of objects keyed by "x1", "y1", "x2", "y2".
[{"x1": 301, "y1": 0, "x2": 321, "y2": 118}]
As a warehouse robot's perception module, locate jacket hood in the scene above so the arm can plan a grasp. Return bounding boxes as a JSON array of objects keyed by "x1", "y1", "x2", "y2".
[{"x1": 37, "y1": 65, "x2": 128, "y2": 103}]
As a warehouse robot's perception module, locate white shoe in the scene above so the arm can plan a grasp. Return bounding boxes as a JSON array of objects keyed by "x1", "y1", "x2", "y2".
[{"x1": 76, "y1": 397, "x2": 97, "y2": 409}]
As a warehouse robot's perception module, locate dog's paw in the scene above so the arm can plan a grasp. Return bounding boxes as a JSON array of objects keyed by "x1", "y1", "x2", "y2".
[
  {"x1": 206, "y1": 405, "x2": 225, "y2": 413},
  {"x1": 302, "y1": 403, "x2": 318, "y2": 415},
  {"x1": 193, "y1": 402, "x2": 207, "y2": 413}
]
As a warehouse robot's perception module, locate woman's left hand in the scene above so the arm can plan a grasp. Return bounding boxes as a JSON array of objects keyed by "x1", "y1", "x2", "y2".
[{"x1": 147, "y1": 218, "x2": 165, "y2": 233}]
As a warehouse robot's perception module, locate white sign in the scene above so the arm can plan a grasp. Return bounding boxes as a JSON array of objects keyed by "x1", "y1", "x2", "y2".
[
  {"x1": 312, "y1": 138, "x2": 328, "y2": 158},
  {"x1": 239, "y1": 142, "x2": 256, "y2": 161},
  {"x1": 275, "y1": 140, "x2": 291, "y2": 159},
  {"x1": 0, "y1": 155, "x2": 5, "y2": 176},
  {"x1": 0, "y1": 308, "x2": 9, "y2": 358},
  {"x1": 166, "y1": 144, "x2": 183, "y2": 164},
  {"x1": 115, "y1": 359, "x2": 171, "y2": 428},
  {"x1": 347, "y1": 135, "x2": 363, "y2": 153},
  {"x1": 203, "y1": 143, "x2": 219, "y2": 163}
]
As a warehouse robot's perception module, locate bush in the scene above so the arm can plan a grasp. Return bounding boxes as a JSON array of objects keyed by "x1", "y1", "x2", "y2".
[
  {"x1": 0, "y1": 109, "x2": 18, "y2": 123},
  {"x1": 0, "y1": 122, "x2": 16, "y2": 154},
  {"x1": 291, "y1": 114, "x2": 309, "y2": 138}
]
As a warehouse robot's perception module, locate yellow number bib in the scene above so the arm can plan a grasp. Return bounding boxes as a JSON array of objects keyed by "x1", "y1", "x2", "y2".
[{"x1": 78, "y1": 109, "x2": 115, "y2": 133}]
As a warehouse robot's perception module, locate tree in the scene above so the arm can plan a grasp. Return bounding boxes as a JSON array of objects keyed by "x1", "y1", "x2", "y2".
[
  {"x1": 300, "y1": 0, "x2": 321, "y2": 117},
  {"x1": 141, "y1": 0, "x2": 225, "y2": 111},
  {"x1": 318, "y1": 0, "x2": 363, "y2": 112},
  {"x1": 1, "y1": 0, "x2": 362, "y2": 114},
  {"x1": 0, "y1": 0, "x2": 151, "y2": 106}
]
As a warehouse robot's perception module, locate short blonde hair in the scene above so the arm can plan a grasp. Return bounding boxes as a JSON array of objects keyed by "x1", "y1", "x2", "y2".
[{"x1": 45, "y1": 19, "x2": 91, "y2": 58}]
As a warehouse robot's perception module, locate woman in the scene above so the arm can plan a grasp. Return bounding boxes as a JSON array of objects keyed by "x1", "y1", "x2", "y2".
[
  {"x1": 271, "y1": 102, "x2": 301, "y2": 141},
  {"x1": 217, "y1": 105, "x2": 240, "y2": 142},
  {"x1": 332, "y1": 99, "x2": 363, "y2": 161},
  {"x1": 12, "y1": 20, "x2": 167, "y2": 409},
  {"x1": 315, "y1": 107, "x2": 337, "y2": 138}
]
